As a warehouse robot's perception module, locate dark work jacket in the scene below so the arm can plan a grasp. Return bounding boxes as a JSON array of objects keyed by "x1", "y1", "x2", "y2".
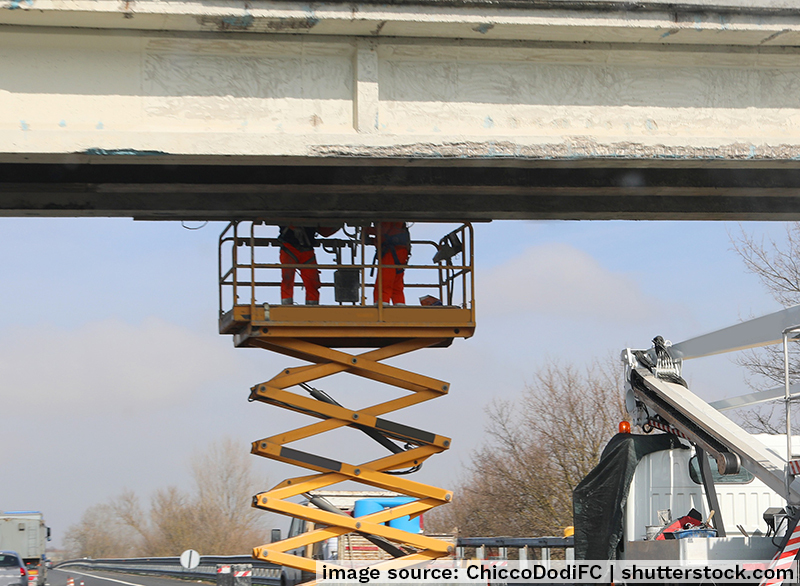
[{"x1": 277, "y1": 226, "x2": 317, "y2": 252}]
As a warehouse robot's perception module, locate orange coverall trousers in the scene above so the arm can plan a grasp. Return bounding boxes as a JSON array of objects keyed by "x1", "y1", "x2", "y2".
[
  {"x1": 280, "y1": 245, "x2": 320, "y2": 303},
  {"x1": 374, "y1": 247, "x2": 409, "y2": 305}
]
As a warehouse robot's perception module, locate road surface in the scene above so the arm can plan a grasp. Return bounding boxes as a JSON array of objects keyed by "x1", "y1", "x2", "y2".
[{"x1": 49, "y1": 569, "x2": 210, "y2": 586}]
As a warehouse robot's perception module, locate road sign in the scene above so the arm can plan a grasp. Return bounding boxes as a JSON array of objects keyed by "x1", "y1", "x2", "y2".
[{"x1": 180, "y1": 549, "x2": 200, "y2": 570}]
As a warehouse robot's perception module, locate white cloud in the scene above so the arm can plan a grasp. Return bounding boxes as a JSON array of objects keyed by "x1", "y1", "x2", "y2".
[
  {"x1": 477, "y1": 243, "x2": 661, "y2": 321},
  {"x1": 0, "y1": 317, "x2": 240, "y2": 413}
]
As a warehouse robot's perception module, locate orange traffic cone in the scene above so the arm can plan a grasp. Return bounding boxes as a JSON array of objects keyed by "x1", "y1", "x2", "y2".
[
  {"x1": 67, "y1": 579, "x2": 74, "y2": 586},
  {"x1": 80, "y1": 581, "x2": 84, "y2": 586}
]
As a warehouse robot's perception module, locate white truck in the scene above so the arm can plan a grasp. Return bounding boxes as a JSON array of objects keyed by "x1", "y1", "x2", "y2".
[
  {"x1": 0, "y1": 513, "x2": 50, "y2": 586},
  {"x1": 575, "y1": 304, "x2": 800, "y2": 583},
  {"x1": 278, "y1": 490, "x2": 453, "y2": 586}
]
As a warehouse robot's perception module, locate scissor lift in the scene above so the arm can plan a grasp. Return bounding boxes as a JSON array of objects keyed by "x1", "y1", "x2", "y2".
[{"x1": 218, "y1": 222, "x2": 475, "y2": 579}]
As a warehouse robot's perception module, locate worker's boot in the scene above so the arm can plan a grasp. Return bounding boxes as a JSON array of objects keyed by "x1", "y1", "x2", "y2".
[
  {"x1": 281, "y1": 298, "x2": 293, "y2": 305},
  {"x1": 306, "y1": 300, "x2": 319, "y2": 305}
]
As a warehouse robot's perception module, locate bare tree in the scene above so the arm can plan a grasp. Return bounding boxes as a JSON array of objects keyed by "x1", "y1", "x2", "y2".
[
  {"x1": 192, "y1": 437, "x2": 268, "y2": 554},
  {"x1": 732, "y1": 223, "x2": 800, "y2": 308},
  {"x1": 109, "y1": 485, "x2": 204, "y2": 556},
  {"x1": 731, "y1": 224, "x2": 800, "y2": 433},
  {"x1": 111, "y1": 489, "x2": 153, "y2": 554},
  {"x1": 63, "y1": 503, "x2": 138, "y2": 559},
  {"x1": 426, "y1": 360, "x2": 625, "y2": 537},
  {"x1": 147, "y1": 486, "x2": 199, "y2": 556},
  {"x1": 65, "y1": 437, "x2": 270, "y2": 557}
]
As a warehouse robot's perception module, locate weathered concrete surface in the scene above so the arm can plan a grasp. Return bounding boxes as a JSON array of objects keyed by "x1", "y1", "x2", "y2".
[
  {"x1": 5, "y1": 30, "x2": 800, "y2": 159},
  {"x1": 6, "y1": 0, "x2": 800, "y2": 43},
  {"x1": 4, "y1": 3, "x2": 800, "y2": 219}
]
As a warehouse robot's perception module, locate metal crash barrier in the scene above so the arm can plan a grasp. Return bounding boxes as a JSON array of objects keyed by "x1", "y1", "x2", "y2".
[{"x1": 55, "y1": 556, "x2": 279, "y2": 586}]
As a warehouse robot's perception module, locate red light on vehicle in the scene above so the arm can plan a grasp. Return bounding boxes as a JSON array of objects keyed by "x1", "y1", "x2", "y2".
[
  {"x1": 19, "y1": 568, "x2": 26, "y2": 578},
  {"x1": 619, "y1": 421, "x2": 631, "y2": 434}
]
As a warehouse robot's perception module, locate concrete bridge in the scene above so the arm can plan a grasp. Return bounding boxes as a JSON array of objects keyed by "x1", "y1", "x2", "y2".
[{"x1": 3, "y1": 0, "x2": 800, "y2": 220}]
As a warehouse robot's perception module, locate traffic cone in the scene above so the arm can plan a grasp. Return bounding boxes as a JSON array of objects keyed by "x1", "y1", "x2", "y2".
[
  {"x1": 80, "y1": 581, "x2": 84, "y2": 586},
  {"x1": 67, "y1": 578, "x2": 74, "y2": 586}
]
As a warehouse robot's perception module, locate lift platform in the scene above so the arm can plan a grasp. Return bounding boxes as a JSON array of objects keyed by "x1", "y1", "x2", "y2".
[
  {"x1": 218, "y1": 221, "x2": 475, "y2": 581},
  {"x1": 220, "y1": 303, "x2": 471, "y2": 349},
  {"x1": 219, "y1": 222, "x2": 475, "y2": 348}
]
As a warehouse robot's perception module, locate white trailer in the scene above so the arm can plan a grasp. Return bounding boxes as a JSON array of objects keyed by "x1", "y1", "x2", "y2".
[{"x1": 0, "y1": 512, "x2": 50, "y2": 586}]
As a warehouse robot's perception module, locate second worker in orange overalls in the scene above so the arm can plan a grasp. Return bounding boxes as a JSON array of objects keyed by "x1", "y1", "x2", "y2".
[{"x1": 368, "y1": 222, "x2": 411, "y2": 306}]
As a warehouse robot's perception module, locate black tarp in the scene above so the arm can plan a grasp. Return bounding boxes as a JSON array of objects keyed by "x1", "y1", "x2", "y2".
[{"x1": 573, "y1": 433, "x2": 685, "y2": 560}]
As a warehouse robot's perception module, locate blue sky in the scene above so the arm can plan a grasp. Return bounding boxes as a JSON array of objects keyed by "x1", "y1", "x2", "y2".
[{"x1": 0, "y1": 217, "x2": 790, "y2": 548}]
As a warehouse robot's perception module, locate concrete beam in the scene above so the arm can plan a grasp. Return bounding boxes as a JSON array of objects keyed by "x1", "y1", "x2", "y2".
[
  {"x1": 4, "y1": 1, "x2": 800, "y2": 45},
  {"x1": 5, "y1": 30, "x2": 800, "y2": 160},
  {"x1": 4, "y1": 4, "x2": 800, "y2": 219}
]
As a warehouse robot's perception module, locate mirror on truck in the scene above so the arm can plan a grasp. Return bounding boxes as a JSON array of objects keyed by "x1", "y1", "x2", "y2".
[
  {"x1": 46, "y1": 527, "x2": 51, "y2": 541},
  {"x1": 271, "y1": 529, "x2": 281, "y2": 543}
]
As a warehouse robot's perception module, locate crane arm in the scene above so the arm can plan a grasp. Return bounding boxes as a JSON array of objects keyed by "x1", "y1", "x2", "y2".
[{"x1": 622, "y1": 324, "x2": 800, "y2": 505}]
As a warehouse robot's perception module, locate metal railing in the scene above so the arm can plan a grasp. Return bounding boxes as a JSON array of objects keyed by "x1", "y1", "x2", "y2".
[
  {"x1": 456, "y1": 536, "x2": 575, "y2": 562},
  {"x1": 55, "y1": 556, "x2": 281, "y2": 585},
  {"x1": 219, "y1": 222, "x2": 474, "y2": 319},
  {"x1": 53, "y1": 537, "x2": 571, "y2": 583}
]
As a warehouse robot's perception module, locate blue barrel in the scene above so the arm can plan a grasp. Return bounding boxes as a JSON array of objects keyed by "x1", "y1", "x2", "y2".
[
  {"x1": 353, "y1": 497, "x2": 421, "y2": 533},
  {"x1": 673, "y1": 528, "x2": 717, "y2": 539}
]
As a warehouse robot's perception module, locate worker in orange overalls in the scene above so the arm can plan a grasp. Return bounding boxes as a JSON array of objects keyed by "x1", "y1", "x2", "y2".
[
  {"x1": 368, "y1": 222, "x2": 411, "y2": 305},
  {"x1": 277, "y1": 225, "x2": 338, "y2": 305}
]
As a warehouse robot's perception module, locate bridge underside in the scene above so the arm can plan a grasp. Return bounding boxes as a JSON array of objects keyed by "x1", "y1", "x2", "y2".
[
  {"x1": 6, "y1": 161, "x2": 800, "y2": 221},
  {"x1": 6, "y1": 1, "x2": 800, "y2": 220}
]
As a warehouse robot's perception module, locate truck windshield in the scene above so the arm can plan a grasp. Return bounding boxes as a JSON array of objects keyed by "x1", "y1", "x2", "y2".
[{"x1": 689, "y1": 455, "x2": 755, "y2": 484}]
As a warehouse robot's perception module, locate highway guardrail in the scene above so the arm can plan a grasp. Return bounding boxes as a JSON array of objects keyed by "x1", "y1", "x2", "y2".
[{"x1": 55, "y1": 556, "x2": 281, "y2": 585}]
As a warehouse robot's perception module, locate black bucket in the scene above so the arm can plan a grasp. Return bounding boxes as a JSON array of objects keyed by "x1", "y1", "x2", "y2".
[{"x1": 334, "y1": 268, "x2": 360, "y2": 303}]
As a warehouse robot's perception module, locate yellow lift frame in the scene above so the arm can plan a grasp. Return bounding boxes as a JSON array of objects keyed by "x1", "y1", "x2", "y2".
[{"x1": 218, "y1": 222, "x2": 475, "y2": 579}]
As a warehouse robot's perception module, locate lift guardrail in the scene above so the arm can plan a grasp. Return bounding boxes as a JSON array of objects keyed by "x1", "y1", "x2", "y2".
[{"x1": 218, "y1": 221, "x2": 474, "y2": 318}]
